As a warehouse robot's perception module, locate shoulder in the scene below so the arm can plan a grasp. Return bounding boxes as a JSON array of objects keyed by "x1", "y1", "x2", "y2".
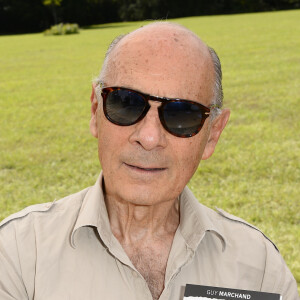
[
  {"x1": 181, "y1": 186, "x2": 279, "y2": 254},
  {"x1": 212, "y1": 208, "x2": 298, "y2": 297},
  {"x1": 0, "y1": 186, "x2": 90, "y2": 231},
  {"x1": 0, "y1": 186, "x2": 93, "y2": 299},
  {"x1": 215, "y1": 208, "x2": 279, "y2": 252}
]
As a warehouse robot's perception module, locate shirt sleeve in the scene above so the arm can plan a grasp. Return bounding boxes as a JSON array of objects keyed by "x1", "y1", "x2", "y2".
[
  {"x1": 0, "y1": 221, "x2": 30, "y2": 300},
  {"x1": 261, "y1": 237, "x2": 299, "y2": 300}
]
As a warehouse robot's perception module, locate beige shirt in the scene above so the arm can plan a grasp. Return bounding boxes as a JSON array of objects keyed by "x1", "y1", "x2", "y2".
[{"x1": 0, "y1": 174, "x2": 298, "y2": 300}]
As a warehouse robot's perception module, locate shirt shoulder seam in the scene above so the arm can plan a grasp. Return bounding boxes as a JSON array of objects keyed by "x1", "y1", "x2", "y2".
[
  {"x1": 216, "y1": 207, "x2": 279, "y2": 252},
  {"x1": 0, "y1": 187, "x2": 90, "y2": 229}
]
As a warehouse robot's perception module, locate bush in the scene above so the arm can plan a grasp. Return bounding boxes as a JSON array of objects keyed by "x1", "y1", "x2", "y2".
[{"x1": 44, "y1": 23, "x2": 79, "y2": 35}]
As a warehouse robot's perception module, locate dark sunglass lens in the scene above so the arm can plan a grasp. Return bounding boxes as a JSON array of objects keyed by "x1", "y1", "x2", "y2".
[
  {"x1": 163, "y1": 102, "x2": 204, "y2": 136},
  {"x1": 106, "y1": 90, "x2": 146, "y2": 125}
]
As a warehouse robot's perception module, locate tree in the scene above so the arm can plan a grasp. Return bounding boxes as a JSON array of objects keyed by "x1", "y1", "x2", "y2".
[{"x1": 42, "y1": 0, "x2": 62, "y2": 24}]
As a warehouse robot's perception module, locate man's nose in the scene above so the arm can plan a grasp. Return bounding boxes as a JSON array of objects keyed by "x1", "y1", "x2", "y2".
[{"x1": 128, "y1": 105, "x2": 167, "y2": 150}]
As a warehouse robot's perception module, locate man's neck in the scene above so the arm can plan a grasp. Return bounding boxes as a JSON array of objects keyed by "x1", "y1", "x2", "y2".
[
  {"x1": 104, "y1": 194, "x2": 180, "y2": 300},
  {"x1": 104, "y1": 195, "x2": 180, "y2": 244}
]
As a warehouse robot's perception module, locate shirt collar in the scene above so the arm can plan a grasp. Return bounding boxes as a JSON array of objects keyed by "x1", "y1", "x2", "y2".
[
  {"x1": 71, "y1": 173, "x2": 226, "y2": 252},
  {"x1": 179, "y1": 186, "x2": 227, "y2": 252},
  {"x1": 71, "y1": 172, "x2": 113, "y2": 248}
]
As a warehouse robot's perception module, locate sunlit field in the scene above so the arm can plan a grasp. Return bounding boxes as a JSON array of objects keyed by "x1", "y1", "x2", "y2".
[{"x1": 0, "y1": 9, "x2": 299, "y2": 291}]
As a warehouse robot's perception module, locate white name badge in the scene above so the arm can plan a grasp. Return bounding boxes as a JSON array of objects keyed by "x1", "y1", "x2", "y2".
[{"x1": 184, "y1": 284, "x2": 282, "y2": 300}]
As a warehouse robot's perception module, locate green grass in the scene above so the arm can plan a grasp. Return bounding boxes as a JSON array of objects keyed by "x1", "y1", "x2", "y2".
[{"x1": 0, "y1": 10, "x2": 299, "y2": 292}]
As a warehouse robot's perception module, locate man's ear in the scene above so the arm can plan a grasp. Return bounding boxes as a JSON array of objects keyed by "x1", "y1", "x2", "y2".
[
  {"x1": 90, "y1": 84, "x2": 98, "y2": 138},
  {"x1": 202, "y1": 108, "x2": 230, "y2": 160}
]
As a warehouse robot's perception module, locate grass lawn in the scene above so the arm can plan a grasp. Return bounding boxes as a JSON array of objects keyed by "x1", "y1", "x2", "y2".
[{"x1": 0, "y1": 9, "x2": 299, "y2": 292}]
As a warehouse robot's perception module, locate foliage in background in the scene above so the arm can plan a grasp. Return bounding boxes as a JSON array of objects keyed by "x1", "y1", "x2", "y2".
[
  {"x1": 43, "y1": 0, "x2": 63, "y2": 25},
  {"x1": 0, "y1": 0, "x2": 300, "y2": 34},
  {"x1": 44, "y1": 23, "x2": 79, "y2": 35},
  {"x1": 0, "y1": 10, "x2": 299, "y2": 292}
]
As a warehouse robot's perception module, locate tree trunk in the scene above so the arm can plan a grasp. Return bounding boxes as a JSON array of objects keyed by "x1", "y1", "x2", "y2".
[{"x1": 51, "y1": 3, "x2": 58, "y2": 24}]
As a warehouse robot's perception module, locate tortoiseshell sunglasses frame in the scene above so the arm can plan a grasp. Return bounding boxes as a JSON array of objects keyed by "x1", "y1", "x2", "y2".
[{"x1": 100, "y1": 86, "x2": 218, "y2": 138}]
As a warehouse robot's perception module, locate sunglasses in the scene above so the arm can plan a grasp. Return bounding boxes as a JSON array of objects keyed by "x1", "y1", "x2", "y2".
[{"x1": 100, "y1": 86, "x2": 218, "y2": 138}]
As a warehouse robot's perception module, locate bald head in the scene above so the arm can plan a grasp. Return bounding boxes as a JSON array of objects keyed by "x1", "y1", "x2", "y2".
[{"x1": 98, "y1": 22, "x2": 223, "y2": 114}]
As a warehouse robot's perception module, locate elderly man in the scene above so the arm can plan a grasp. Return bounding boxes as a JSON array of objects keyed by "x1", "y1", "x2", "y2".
[{"x1": 0, "y1": 22, "x2": 298, "y2": 300}]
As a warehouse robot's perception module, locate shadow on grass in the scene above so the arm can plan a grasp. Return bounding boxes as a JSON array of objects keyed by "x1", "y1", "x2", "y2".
[
  {"x1": 0, "y1": 23, "x2": 130, "y2": 36},
  {"x1": 82, "y1": 23, "x2": 130, "y2": 30}
]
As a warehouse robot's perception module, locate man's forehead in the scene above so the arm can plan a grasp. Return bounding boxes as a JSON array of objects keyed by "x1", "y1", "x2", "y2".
[{"x1": 101, "y1": 23, "x2": 215, "y2": 103}]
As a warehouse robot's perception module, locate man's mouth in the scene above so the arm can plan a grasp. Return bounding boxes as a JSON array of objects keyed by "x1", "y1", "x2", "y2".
[{"x1": 124, "y1": 163, "x2": 166, "y2": 172}]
